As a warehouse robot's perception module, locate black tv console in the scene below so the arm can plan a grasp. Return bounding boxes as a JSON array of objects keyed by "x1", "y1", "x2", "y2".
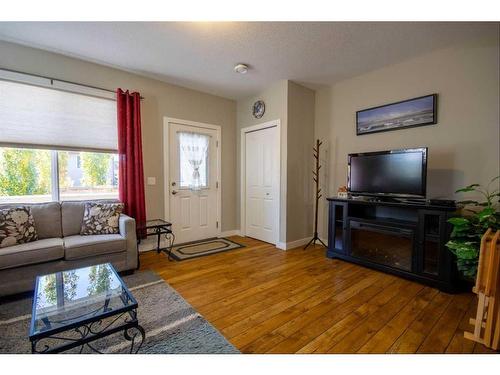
[{"x1": 327, "y1": 197, "x2": 459, "y2": 292}]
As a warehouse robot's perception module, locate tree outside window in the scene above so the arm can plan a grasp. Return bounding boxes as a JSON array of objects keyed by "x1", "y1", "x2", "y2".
[
  {"x1": 0, "y1": 148, "x2": 51, "y2": 197},
  {"x1": 0, "y1": 147, "x2": 118, "y2": 203}
]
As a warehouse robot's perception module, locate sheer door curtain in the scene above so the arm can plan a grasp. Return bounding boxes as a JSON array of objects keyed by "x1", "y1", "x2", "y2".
[{"x1": 178, "y1": 131, "x2": 210, "y2": 191}]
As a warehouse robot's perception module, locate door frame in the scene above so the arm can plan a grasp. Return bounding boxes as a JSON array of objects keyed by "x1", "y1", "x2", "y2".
[
  {"x1": 240, "y1": 119, "x2": 282, "y2": 246},
  {"x1": 163, "y1": 117, "x2": 222, "y2": 238}
]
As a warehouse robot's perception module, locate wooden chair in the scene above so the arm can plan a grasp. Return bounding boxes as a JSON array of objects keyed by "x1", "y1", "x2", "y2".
[{"x1": 464, "y1": 229, "x2": 500, "y2": 350}]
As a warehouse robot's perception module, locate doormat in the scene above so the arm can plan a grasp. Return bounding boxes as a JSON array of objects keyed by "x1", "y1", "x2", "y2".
[{"x1": 170, "y1": 238, "x2": 244, "y2": 261}]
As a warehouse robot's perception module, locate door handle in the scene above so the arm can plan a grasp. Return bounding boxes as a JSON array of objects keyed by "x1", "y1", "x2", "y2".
[{"x1": 172, "y1": 190, "x2": 178, "y2": 195}]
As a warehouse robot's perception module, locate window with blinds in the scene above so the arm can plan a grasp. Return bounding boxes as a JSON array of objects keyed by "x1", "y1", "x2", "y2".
[
  {"x1": 0, "y1": 77, "x2": 119, "y2": 203},
  {"x1": 0, "y1": 80, "x2": 117, "y2": 152}
]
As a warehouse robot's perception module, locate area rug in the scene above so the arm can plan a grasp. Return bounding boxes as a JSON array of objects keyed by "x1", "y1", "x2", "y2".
[
  {"x1": 0, "y1": 271, "x2": 239, "y2": 354},
  {"x1": 170, "y1": 238, "x2": 244, "y2": 261}
]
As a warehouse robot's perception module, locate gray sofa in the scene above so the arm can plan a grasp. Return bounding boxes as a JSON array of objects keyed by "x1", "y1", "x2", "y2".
[{"x1": 0, "y1": 200, "x2": 138, "y2": 297}]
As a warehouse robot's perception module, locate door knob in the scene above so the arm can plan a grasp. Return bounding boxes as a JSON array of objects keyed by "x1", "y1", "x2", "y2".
[{"x1": 172, "y1": 190, "x2": 178, "y2": 195}]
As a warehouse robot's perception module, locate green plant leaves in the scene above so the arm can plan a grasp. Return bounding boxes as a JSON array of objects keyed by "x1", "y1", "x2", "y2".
[
  {"x1": 446, "y1": 240, "x2": 478, "y2": 258},
  {"x1": 447, "y1": 177, "x2": 500, "y2": 279},
  {"x1": 478, "y1": 207, "x2": 495, "y2": 222},
  {"x1": 448, "y1": 217, "x2": 470, "y2": 226}
]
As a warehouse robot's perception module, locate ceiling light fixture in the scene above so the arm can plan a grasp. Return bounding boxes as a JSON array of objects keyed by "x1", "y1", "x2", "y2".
[{"x1": 234, "y1": 63, "x2": 249, "y2": 74}]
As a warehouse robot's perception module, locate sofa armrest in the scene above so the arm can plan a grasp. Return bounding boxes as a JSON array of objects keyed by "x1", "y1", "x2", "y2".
[{"x1": 119, "y1": 214, "x2": 138, "y2": 269}]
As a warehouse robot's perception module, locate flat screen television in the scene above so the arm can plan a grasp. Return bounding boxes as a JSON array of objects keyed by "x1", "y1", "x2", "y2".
[{"x1": 347, "y1": 148, "x2": 428, "y2": 198}]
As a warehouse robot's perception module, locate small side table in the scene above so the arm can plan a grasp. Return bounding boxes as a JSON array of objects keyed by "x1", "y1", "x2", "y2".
[{"x1": 137, "y1": 219, "x2": 175, "y2": 260}]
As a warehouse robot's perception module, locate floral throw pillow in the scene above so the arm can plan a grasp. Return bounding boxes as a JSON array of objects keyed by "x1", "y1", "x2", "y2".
[
  {"x1": 0, "y1": 207, "x2": 39, "y2": 248},
  {"x1": 80, "y1": 202, "x2": 124, "y2": 236}
]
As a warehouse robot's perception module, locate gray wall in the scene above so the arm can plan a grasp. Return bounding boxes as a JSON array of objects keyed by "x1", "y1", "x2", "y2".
[
  {"x1": 0, "y1": 41, "x2": 238, "y2": 231},
  {"x1": 315, "y1": 34, "x2": 500, "y2": 240}
]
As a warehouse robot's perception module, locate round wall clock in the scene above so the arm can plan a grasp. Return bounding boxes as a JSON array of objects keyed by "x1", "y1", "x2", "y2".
[{"x1": 252, "y1": 100, "x2": 265, "y2": 119}]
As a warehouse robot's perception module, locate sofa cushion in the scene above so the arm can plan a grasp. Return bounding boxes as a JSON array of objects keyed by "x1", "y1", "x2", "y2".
[
  {"x1": 64, "y1": 234, "x2": 126, "y2": 260},
  {"x1": 30, "y1": 202, "x2": 62, "y2": 239},
  {"x1": 80, "y1": 202, "x2": 124, "y2": 235},
  {"x1": 0, "y1": 206, "x2": 38, "y2": 248},
  {"x1": 61, "y1": 200, "x2": 119, "y2": 237},
  {"x1": 0, "y1": 202, "x2": 62, "y2": 239},
  {"x1": 0, "y1": 238, "x2": 64, "y2": 270}
]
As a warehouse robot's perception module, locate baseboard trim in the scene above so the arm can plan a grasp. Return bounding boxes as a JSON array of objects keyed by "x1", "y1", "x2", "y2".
[
  {"x1": 276, "y1": 237, "x2": 329, "y2": 250},
  {"x1": 139, "y1": 233, "x2": 326, "y2": 252},
  {"x1": 139, "y1": 239, "x2": 169, "y2": 253},
  {"x1": 139, "y1": 230, "x2": 241, "y2": 253},
  {"x1": 219, "y1": 230, "x2": 241, "y2": 237},
  {"x1": 275, "y1": 237, "x2": 310, "y2": 250}
]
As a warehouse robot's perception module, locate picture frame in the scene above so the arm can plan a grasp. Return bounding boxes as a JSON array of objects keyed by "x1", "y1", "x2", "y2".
[{"x1": 356, "y1": 94, "x2": 437, "y2": 135}]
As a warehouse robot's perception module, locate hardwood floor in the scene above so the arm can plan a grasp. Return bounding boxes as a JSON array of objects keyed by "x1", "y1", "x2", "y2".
[{"x1": 139, "y1": 236, "x2": 497, "y2": 354}]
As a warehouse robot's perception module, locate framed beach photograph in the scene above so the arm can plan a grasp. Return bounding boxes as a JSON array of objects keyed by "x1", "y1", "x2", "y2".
[{"x1": 356, "y1": 94, "x2": 437, "y2": 135}]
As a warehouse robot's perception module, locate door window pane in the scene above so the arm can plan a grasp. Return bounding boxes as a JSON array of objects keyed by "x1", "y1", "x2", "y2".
[
  {"x1": 58, "y1": 151, "x2": 118, "y2": 201},
  {"x1": 0, "y1": 147, "x2": 52, "y2": 203},
  {"x1": 178, "y1": 132, "x2": 209, "y2": 190}
]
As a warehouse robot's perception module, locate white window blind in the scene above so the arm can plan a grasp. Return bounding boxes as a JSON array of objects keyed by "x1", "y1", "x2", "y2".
[{"x1": 0, "y1": 79, "x2": 117, "y2": 152}]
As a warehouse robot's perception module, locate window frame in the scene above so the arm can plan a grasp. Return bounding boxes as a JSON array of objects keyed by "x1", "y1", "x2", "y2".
[{"x1": 0, "y1": 146, "x2": 119, "y2": 203}]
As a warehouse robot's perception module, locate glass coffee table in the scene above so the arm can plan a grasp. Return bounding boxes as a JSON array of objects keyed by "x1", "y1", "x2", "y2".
[{"x1": 29, "y1": 263, "x2": 145, "y2": 354}]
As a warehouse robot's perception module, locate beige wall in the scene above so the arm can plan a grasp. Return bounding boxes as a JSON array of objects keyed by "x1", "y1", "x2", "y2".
[
  {"x1": 236, "y1": 80, "x2": 315, "y2": 244},
  {"x1": 0, "y1": 41, "x2": 238, "y2": 231},
  {"x1": 315, "y1": 36, "x2": 500, "y2": 240},
  {"x1": 236, "y1": 80, "x2": 288, "y2": 242},
  {"x1": 3, "y1": 34, "x2": 496, "y2": 244},
  {"x1": 287, "y1": 81, "x2": 315, "y2": 242}
]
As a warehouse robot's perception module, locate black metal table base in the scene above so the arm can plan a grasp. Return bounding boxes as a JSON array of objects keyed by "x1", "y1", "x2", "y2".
[
  {"x1": 31, "y1": 310, "x2": 145, "y2": 354},
  {"x1": 137, "y1": 221, "x2": 175, "y2": 261},
  {"x1": 162, "y1": 232, "x2": 176, "y2": 260}
]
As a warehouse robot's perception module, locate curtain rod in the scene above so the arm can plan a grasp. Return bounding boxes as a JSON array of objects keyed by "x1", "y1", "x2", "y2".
[{"x1": 0, "y1": 67, "x2": 145, "y2": 100}]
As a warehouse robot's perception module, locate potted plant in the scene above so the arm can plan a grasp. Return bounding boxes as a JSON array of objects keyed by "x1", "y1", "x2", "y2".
[{"x1": 446, "y1": 176, "x2": 500, "y2": 280}]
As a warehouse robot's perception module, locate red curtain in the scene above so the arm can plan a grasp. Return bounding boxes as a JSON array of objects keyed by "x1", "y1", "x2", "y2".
[{"x1": 116, "y1": 89, "x2": 146, "y2": 232}]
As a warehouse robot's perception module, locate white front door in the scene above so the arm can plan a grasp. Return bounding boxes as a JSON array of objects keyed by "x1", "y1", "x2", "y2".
[
  {"x1": 168, "y1": 122, "x2": 219, "y2": 244},
  {"x1": 245, "y1": 126, "x2": 279, "y2": 244}
]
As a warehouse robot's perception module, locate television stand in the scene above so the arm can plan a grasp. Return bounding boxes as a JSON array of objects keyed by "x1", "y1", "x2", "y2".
[
  {"x1": 351, "y1": 195, "x2": 427, "y2": 205},
  {"x1": 327, "y1": 197, "x2": 459, "y2": 292}
]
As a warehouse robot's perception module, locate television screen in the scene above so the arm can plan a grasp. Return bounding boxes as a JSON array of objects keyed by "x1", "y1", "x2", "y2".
[{"x1": 348, "y1": 148, "x2": 427, "y2": 197}]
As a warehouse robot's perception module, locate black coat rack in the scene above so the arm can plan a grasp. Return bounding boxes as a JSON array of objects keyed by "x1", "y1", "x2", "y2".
[{"x1": 304, "y1": 139, "x2": 327, "y2": 249}]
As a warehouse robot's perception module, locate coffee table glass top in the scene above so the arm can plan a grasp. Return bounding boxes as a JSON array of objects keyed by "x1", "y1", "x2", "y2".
[{"x1": 30, "y1": 263, "x2": 137, "y2": 339}]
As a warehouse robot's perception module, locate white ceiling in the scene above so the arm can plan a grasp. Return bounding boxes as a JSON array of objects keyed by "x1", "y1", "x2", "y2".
[{"x1": 0, "y1": 22, "x2": 496, "y2": 99}]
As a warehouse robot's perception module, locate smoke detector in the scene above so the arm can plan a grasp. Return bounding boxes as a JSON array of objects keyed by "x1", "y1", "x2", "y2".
[{"x1": 234, "y1": 63, "x2": 249, "y2": 74}]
